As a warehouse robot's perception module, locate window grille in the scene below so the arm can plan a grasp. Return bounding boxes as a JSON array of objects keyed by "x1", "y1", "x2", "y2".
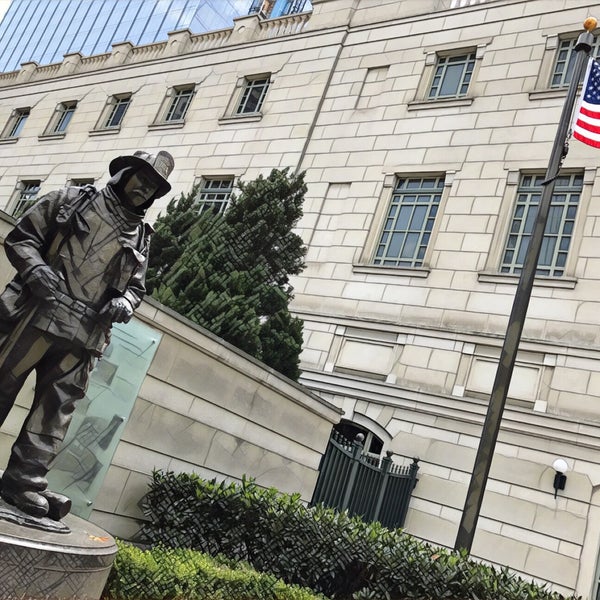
[
  {"x1": 165, "y1": 87, "x2": 194, "y2": 122},
  {"x1": 428, "y1": 52, "x2": 475, "y2": 99},
  {"x1": 373, "y1": 176, "x2": 444, "y2": 268},
  {"x1": 500, "y1": 172, "x2": 583, "y2": 277},
  {"x1": 12, "y1": 180, "x2": 41, "y2": 217},
  {"x1": 104, "y1": 95, "x2": 131, "y2": 128},
  {"x1": 236, "y1": 77, "x2": 270, "y2": 114},
  {"x1": 196, "y1": 178, "x2": 234, "y2": 214}
]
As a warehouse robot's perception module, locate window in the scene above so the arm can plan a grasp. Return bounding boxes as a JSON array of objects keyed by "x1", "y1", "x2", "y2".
[
  {"x1": 428, "y1": 52, "x2": 475, "y2": 99},
  {"x1": 103, "y1": 94, "x2": 131, "y2": 128},
  {"x1": 69, "y1": 177, "x2": 95, "y2": 187},
  {"x1": 236, "y1": 76, "x2": 270, "y2": 115},
  {"x1": 500, "y1": 172, "x2": 583, "y2": 277},
  {"x1": 47, "y1": 101, "x2": 77, "y2": 134},
  {"x1": 164, "y1": 86, "x2": 195, "y2": 122},
  {"x1": 11, "y1": 180, "x2": 41, "y2": 217},
  {"x1": 333, "y1": 421, "x2": 383, "y2": 457},
  {"x1": 551, "y1": 37, "x2": 600, "y2": 88},
  {"x1": 195, "y1": 178, "x2": 234, "y2": 214},
  {"x1": 2, "y1": 108, "x2": 29, "y2": 138},
  {"x1": 373, "y1": 176, "x2": 444, "y2": 268}
]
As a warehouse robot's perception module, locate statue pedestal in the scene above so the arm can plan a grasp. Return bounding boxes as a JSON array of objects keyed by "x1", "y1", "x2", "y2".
[{"x1": 0, "y1": 508, "x2": 117, "y2": 600}]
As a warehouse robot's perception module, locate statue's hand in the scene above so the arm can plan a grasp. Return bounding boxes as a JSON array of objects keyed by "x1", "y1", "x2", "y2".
[
  {"x1": 100, "y1": 297, "x2": 134, "y2": 323},
  {"x1": 25, "y1": 265, "x2": 61, "y2": 301}
]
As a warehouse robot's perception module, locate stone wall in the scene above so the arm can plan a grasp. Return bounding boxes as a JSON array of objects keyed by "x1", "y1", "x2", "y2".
[{"x1": 0, "y1": 211, "x2": 341, "y2": 538}]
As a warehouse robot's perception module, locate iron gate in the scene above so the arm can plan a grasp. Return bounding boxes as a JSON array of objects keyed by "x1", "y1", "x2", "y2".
[{"x1": 310, "y1": 431, "x2": 419, "y2": 529}]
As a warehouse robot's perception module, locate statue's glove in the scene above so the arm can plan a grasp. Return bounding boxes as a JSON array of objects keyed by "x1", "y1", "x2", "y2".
[
  {"x1": 24, "y1": 265, "x2": 61, "y2": 301},
  {"x1": 100, "y1": 297, "x2": 134, "y2": 323}
]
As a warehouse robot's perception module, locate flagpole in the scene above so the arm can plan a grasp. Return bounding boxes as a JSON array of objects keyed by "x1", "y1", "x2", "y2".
[{"x1": 454, "y1": 19, "x2": 596, "y2": 554}]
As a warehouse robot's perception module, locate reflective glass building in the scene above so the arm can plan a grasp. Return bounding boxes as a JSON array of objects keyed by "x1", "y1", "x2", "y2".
[{"x1": 0, "y1": 0, "x2": 311, "y2": 73}]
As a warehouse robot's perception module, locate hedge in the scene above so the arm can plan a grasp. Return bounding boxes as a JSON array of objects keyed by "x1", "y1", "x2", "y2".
[
  {"x1": 102, "y1": 540, "x2": 329, "y2": 600},
  {"x1": 138, "y1": 471, "x2": 579, "y2": 600}
]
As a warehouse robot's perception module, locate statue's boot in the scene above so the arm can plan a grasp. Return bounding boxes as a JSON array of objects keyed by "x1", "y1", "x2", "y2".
[
  {"x1": 0, "y1": 438, "x2": 55, "y2": 519},
  {"x1": 40, "y1": 490, "x2": 72, "y2": 521}
]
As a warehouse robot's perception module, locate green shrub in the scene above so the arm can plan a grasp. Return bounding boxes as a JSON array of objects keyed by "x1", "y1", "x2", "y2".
[
  {"x1": 102, "y1": 540, "x2": 329, "y2": 600},
  {"x1": 139, "y1": 471, "x2": 579, "y2": 600}
]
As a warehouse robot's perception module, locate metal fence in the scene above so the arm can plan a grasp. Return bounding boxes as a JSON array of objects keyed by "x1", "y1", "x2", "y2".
[{"x1": 310, "y1": 431, "x2": 419, "y2": 529}]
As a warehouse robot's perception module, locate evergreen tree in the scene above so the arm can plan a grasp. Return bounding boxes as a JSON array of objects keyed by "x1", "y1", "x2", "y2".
[{"x1": 147, "y1": 168, "x2": 307, "y2": 381}]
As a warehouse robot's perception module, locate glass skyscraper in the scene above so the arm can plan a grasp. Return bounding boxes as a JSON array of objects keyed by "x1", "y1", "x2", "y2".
[{"x1": 0, "y1": 0, "x2": 310, "y2": 73}]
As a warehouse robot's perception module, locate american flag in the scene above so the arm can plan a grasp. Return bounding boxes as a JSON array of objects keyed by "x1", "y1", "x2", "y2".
[{"x1": 572, "y1": 58, "x2": 600, "y2": 149}]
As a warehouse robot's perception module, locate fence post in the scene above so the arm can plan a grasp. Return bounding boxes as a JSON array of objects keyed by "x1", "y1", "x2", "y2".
[
  {"x1": 372, "y1": 450, "x2": 393, "y2": 522},
  {"x1": 340, "y1": 433, "x2": 364, "y2": 511},
  {"x1": 409, "y1": 457, "x2": 420, "y2": 485}
]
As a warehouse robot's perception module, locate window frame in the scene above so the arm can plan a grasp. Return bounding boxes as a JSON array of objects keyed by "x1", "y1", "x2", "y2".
[
  {"x1": 164, "y1": 85, "x2": 195, "y2": 123},
  {"x1": 10, "y1": 179, "x2": 41, "y2": 217},
  {"x1": 234, "y1": 74, "x2": 271, "y2": 116},
  {"x1": 1, "y1": 107, "x2": 30, "y2": 139},
  {"x1": 93, "y1": 93, "x2": 132, "y2": 131},
  {"x1": 371, "y1": 175, "x2": 446, "y2": 269},
  {"x1": 550, "y1": 35, "x2": 600, "y2": 89},
  {"x1": 68, "y1": 177, "x2": 95, "y2": 187},
  {"x1": 479, "y1": 168, "x2": 595, "y2": 287},
  {"x1": 427, "y1": 51, "x2": 476, "y2": 100},
  {"x1": 43, "y1": 101, "x2": 77, "y2": 136},
  {"x1": 499, "y1": 172, "x2": 584, "y2": 278},
  {"x1": 408, "y1": 40, "x2": 489, "y2": 110},
  {"x1": 194, "y1": 176, "x2": 235, "y2": 215}
]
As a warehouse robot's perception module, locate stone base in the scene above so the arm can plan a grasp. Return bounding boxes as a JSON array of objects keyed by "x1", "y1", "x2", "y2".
[{"x1": 0, "y1": 511, "x2": 117, "y2": 600}]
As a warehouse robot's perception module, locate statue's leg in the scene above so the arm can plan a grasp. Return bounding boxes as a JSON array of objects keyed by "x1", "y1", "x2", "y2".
[
  {"x1": 0, "y1": 326, "x2": 51, "y2": 426},
  {"x1": 1, "y1": 338, "x2": 92, "y2": 518}
]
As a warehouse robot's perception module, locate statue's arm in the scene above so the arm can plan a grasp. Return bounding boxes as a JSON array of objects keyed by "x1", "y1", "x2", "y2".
[
  {"x1": 4, "y1": 191, "x2": 63, "y2": 280},
  {"x1": 121, "y1": 252, "x2": 148, "y2": 311}
]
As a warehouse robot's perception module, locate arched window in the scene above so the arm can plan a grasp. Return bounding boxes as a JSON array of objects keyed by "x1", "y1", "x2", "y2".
[{"x1": 333, "y1": 420, "x2": 383, "y2": 456}]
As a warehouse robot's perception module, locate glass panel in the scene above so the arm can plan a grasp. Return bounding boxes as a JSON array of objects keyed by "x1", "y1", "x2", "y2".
[
  {"x1": 396, "y1": 206, "x2": 411, "y2": 230},
  {"x1": 47, "y1": 319, "x2": 161, "y2": 519},
  {"x1": 387, "y1": 232, "x2": 404, "y2": 257},
  {"x1": 401, "y1": 232, "x2": 419, "y2": 258},
  {"x1": 539, "y1": 237, "x2": 555, "y2": 266},
  {"x1": 439, "y1": 63, "x2": 463, "y2": 96}
]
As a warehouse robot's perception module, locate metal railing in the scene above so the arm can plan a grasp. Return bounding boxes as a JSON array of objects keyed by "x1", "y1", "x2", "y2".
[{"x1": 311, "y1": 430, "x2": 419, "y2": 529}]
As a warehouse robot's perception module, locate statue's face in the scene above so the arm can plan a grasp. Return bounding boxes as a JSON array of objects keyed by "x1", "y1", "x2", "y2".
[{"x1": 122, "y1": 167, "x2": 161, "y2": 207}]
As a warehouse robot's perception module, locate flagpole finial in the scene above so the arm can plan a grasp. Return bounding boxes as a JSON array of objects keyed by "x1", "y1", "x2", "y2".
[{"x1": 584, "y1": 17, "x2": 597, "y2": 32}]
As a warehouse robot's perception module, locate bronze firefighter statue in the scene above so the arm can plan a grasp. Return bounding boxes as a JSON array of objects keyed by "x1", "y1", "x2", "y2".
[{"x1": 0, "y1": 150, "x2": 174, "y2": 524}]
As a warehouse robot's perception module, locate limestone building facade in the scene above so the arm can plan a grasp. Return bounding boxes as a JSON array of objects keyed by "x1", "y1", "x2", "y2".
[{"x1": 0, "y1": 0, "x2": 600, "y2": 595}]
